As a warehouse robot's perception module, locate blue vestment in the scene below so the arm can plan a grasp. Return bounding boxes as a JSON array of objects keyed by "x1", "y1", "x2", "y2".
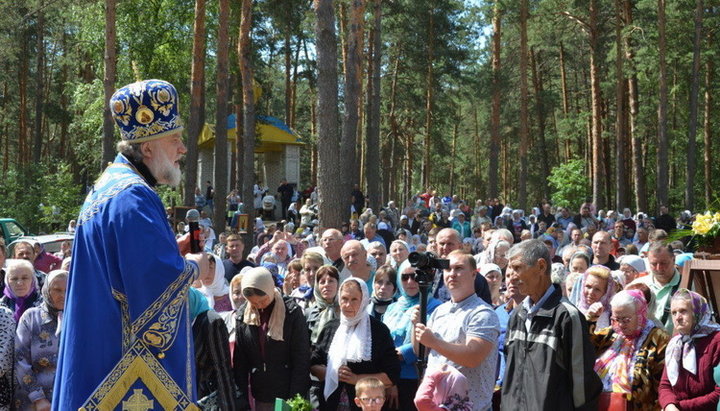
[{"x1": 53, "y1": 154, "x2": 198, "y2": 410}]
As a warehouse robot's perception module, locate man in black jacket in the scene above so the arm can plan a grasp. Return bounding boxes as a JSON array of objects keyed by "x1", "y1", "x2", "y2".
[{"x1": 501, "y1": 240, "x2": 601, "y2": 411}]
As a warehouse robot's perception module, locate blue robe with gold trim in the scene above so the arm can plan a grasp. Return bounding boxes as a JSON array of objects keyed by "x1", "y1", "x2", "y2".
[{"x1": 53, "y1": 154, "x2": 198, "y2": 410}]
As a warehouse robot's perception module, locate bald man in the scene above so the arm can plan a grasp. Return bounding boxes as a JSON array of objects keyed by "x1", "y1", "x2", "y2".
[
  {"x1": 432, "y1": 228, "x2": 491, "y2": 304},
  {"x1": 341, "y1": 240, "x2": 373, "y2": 288}
]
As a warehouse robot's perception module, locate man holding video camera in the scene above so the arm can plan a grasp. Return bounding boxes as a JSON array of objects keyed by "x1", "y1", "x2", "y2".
[{"x1": 411, "y1": 250, "x2": 500, "y2": 411}]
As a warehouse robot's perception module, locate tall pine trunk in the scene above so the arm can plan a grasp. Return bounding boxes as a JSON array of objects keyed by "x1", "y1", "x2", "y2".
[
  {"x1": 489, "y1": 0, "x2": 501, "y2": 199},
  {"x1": 102, "y1": 0, "x2": 117, "y2": 169},
  {"x1": 589, "y1": 0, "x2": 604, "y2": 209},
  {"x1": 656, "y1": 0, "x2": 669, "y2": 212},
  {"x1": 685, "y1": 0, "x2": 703, "y2": 211},
  {"x1": 184, "y1": 0, "x2": 206, "y2": 206},
  {"x1": 703, "y1": 55, "x2": 713, "y2": 207},
  {"x1": 365, "y1": 0, "x2": 381, "y2": 211},
  {"x1": 33, "y1": 3, "x2": 44, "y2": 164},
  {"x1": 239, "y1": 0, "x2": 256, "y2": 246},
  {"x1": 614, "y1": 0, "x2": 628, "y2": 210},
  {"x1": 559, "y1": 42, "x2": 571, "y2": 160},
  {"x1": 314, "y1": 0, "x2": 343, "y2": 229},
  {"x1": 517, "y1": 0, "x2": 529, "y2": 209},
  {"x1": 341, "y1": 0, "x2": 365, "y2": 203},
  {"x1": 213, "y1": 0, "x2": 230, "y2": 234},
  {"x1": 422, "y1": 11, "x2": 434, "y2": 191},
  {"x1": 530, "y1": 47, "x2": 549, "y2": 200}
]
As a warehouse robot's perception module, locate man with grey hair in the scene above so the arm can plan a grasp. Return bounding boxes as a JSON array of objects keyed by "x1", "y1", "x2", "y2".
[
  {"x1": 54, "y1": 80, "x2": 208, "y2": 408},
  {"x1": 501, "y1": 239, "x2": 601, "y2": 410},
  {"x1": 633, "y1": 242, "x2": 680, "y2": 332}
]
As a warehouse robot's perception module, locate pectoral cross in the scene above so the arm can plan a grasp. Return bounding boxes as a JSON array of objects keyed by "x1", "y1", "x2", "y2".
[{"x1": 122, "y1": 389, "x2": 154, "y2": 411}]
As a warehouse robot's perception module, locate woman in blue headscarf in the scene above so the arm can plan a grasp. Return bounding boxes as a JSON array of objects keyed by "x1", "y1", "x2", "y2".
[{"x1": 382, "y1": 261, "x2": 441, "y2": 410}]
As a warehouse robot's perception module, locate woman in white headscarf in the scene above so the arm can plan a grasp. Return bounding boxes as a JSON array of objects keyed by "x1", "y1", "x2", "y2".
[
  {"x1": 232, "y1": 267, "x2": 310, "y2": 410},
  {"x1": 310, "y1": 277, "x2": 400, "y2": 410},
  {"x1": 196, "y1": 254, "x2": 232, "y2": 312}
]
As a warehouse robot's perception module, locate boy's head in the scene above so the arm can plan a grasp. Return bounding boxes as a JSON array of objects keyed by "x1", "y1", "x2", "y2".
[{"x1": 354, "y1": 377, "x2": 385, "y2": 411}]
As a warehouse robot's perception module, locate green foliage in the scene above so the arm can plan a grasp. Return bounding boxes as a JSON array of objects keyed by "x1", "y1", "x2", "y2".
[
  {"x1": 157, "y1": 186, "x2": 183, "y2": 210},
  {"x1": 285, "y1": 394, "x2": 312, "y2": 411},
  {"x1": 0, "y1": 162, "x2": 84, "y2": 233},
  {"x1": 548, "y1": 160, "x2": 590, "y2": 209}
]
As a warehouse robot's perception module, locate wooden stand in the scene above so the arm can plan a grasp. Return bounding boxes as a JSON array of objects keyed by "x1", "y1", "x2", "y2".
[{"x1": 680, "y1": 256, "x2": 720, "y2": 318}]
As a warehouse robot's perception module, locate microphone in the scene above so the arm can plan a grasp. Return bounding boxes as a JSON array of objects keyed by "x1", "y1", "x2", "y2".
[{"x1": 186, "y1": 209, "x2": 202, "y2": 253}]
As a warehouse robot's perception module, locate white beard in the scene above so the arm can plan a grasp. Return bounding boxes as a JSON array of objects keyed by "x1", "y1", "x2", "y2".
[{"x1": 149, "y1": 147, "x2": 182, "y2": 187}]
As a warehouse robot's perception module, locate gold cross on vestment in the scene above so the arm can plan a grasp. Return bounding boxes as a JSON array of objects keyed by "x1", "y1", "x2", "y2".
[{"x1": 122, "y1": 389, "x2": 155, "y2": 411}]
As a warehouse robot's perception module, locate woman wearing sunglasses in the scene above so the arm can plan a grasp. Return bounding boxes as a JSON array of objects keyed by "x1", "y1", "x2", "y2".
[{"x1": 381, "y1": 262, "x2": 442, "y2": 410}]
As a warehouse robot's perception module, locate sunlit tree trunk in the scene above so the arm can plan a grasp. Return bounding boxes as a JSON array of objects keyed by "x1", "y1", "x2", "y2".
[
  {"x1": 685, "y1": 0, "x2": 703, "y2": 211},
  {"x1": 184, "y1": 0, "x2": 206, "y2": 206},
  {"x1": 614, "y1": 0, "x2": 628, "y2": 210},
  {"x1": 239, "y1": 0, "x2": 256, "y2": 247},
  {"x1": 365, "y1": 0, "x2": 381, "y2": 211},
  {"x1": 341, "y1": 0, "x2": 364, "y2": 199},
  {"x1": 589, "y1": 0, "x2": 604, "y2": 208},
  {"x1": 517, "y1": 0, "x2": 529, "y2": 209},
  {"x1": 530, "y1": 47, "x2": 549, "y2": 200},
  {"x1": 489, "y1": 0, "x2": 501, "y2": 199},
  {"x1": 33, "y1": 2, "x2": 44, "y2": 164},
  {"x1": 314, "y1": 0, "x2": 344, "y2": 229},
  {"x1": 213, "y1": 0, "x2": 230, "y2": 234},
  {"x1": 703, "y1": 56, "x2": 713, "y2": 207},
  {"x1": 656, "y1": 0, "x2": 669, "y2": 212}
]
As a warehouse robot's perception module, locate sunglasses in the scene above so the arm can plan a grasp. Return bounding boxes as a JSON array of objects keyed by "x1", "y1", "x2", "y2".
[
  {"x1": 401, "y1": 273, "x2": 417, "y2": 282},
  {"x1": 242, "y1": 287, "x2": 267, "y2": 298}
]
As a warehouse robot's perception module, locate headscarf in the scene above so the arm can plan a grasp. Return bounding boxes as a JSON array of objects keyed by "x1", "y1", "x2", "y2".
[
  {"x1": 573, "y1": 266, "x2": 616, "y2": 329},
  {"x1": 188, "y1": 286, "x2": 211, "y2": 323},
  {"x1": 43, "y1": 269, "x2": 68, "y2": 335},
  {"x1": 325, "y1": 277, "x2": 372, "y2": 399},
  {"x1": 593, "y1": 290, "x2": 655, "y2": 393},
  {"x1": 241, "y1": 267, "x2": 286, "y2": 341},
  {"x1": 199, "y1": 254, "x2": 230, "y2": 309},
  {"x1": 383, "y1": 261, "x2": 439, "y2": 344},
  {"x1": 310, "y1": 270, "x2": 340, "y2": 344},
  {"x1": 418, "y1": 364, "x2": 473, "y2": 411},
  {"x1": 666, "y1": 289, "x2": 720, "y2": 386},
  {"x1": 3, "y1": 262, "x2": 39, "y2": 323}
]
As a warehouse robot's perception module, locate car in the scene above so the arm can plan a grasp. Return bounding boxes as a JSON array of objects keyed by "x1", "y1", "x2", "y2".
[
  {"x1": 0, "y1": 218, "x2": 30, "y2": 245},
  {"x1": 8, "y1": 234, "x2": 74, "y2": 256}
]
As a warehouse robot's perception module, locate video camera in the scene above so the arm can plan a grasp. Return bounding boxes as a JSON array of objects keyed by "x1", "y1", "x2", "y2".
[{"x1": 408, "y1": 251, "x2": 449, "y2": 285}]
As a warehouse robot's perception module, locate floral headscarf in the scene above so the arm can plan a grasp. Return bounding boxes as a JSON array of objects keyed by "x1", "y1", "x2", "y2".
[
  {"x1": 666, "y1": 289, "x2": 720, "y2": 386},
  {"x1": 572, "y1": 265, "x2": 617, "y2": 329},
  {"x1": 594, "y1": 289, "x2": 655, "y2": 393}
]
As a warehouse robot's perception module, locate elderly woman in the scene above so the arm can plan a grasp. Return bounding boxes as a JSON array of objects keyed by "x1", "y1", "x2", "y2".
[
  {"x1": 480, "y1": 263, "x2": 503, "y2": 307},
  {"x1": 310, "y1": 278, "x2": 400, "y2": 410},
  {"x1": 383, "y1": 263, "x2": 442, "y2": 410},
  {"x1": 572, "y1": 265, "x2": 617, "y2": 329},
  {"x1": 233, "y1": 267, "x2": 310, "y2": 410},
  {"x1": 617, "y1": 255, "x2": 646, "y2": 286},
  {"x1": 589, "y1": 290, "x2": 669, "y2": 411},
  {"x1": 0, "y1": 260, "x2": 41, "y2": 324},
  {"x1": 0, "y1": 307, "x2": 13, "y2": 410},
  {"x1": 659, "y1": 289, "x2": 720, "y2": 411},
  {"x1": 306, "y1": 266, "x2": 341, "y2": 346},
  {"x1": 196, "y1": 254, "x2": 232, "y2": 312},
  {"x1": 474, "y1": 240, "x2": 510, "y2": 273},
  {"x1": 388, "y1": 240, "x2": 410, "y2": 270},
  {"x1": 14, "y1": 269, "x2": 68, "y2": 411}
]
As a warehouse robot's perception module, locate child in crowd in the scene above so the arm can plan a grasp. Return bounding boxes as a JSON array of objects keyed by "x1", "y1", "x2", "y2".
[{"x1": 354, "y1": 377, "x2": 386, "y2": 411}]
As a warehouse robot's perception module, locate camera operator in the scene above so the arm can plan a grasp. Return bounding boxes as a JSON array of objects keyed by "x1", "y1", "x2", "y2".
[
  {"x1": 411, "y1": 250, "x2": 500, "y2": 410},
  {"x1": 434, "y1": 228, "x2": 492, "y2": 305}
]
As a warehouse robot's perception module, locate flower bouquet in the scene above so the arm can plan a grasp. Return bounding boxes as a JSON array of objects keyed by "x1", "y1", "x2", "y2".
[{"x1": 671, "y1": 211, "x2": 720, "y2": 254}]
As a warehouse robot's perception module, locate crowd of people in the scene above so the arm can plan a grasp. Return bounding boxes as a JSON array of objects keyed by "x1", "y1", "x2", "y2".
[
  {"x1": 4, "y1": 188, "x2": 715, "y2": 410},
  {"x1": 1, "y1": 77, "x2": 717, "y2": 411}
]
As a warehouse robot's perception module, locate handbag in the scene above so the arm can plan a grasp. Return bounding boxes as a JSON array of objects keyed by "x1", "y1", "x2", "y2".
[{"x1": 598, "y1": 392, "x2": 628, "y2": 411}]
